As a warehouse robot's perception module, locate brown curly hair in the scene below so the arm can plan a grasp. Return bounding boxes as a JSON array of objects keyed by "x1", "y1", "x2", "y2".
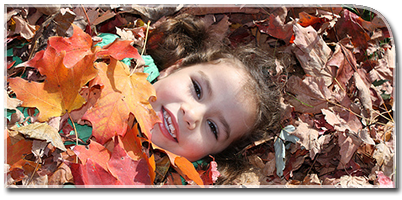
[{"x1": 146, "y1": 14, "x2": 281, "y2": 185}]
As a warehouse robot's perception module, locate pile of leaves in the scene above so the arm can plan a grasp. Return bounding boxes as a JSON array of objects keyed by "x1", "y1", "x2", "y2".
[
  {"x1": 5, "y1": 5, "x2": 395, "y2": 188},
  {"x1": 6, "y1": 5, "x2": 217, "y2": 188}
]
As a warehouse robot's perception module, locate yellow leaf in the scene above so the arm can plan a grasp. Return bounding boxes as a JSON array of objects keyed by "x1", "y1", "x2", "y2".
[{"x1": 12, "y1": 122, "x2": 66, "y2": 151}]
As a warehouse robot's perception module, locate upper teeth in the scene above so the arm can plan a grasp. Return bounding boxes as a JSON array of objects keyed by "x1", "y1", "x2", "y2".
[{"x1": 163, "y1": 109, "x2": 176, "y2": 138}]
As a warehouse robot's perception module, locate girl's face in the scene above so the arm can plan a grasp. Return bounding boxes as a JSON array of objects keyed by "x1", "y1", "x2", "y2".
[{"x1": 149, "y1": 62, "x2": 257, "y2": 161}]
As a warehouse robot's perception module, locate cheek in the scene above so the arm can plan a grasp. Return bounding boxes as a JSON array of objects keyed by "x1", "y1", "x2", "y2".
[{"x1": 155, "y1": 80, "x2": 184, "y2": 97}]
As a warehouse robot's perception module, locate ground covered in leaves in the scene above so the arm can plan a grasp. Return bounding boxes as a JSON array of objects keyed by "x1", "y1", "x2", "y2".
[{"x1": 5, "y1": 5, "x2": 395, "y2": 188}]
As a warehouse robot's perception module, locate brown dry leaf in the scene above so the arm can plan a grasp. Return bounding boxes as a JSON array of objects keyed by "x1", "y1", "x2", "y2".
[
  {"x1": 11, "y1": 122, "x2": 66, "y2": 151},
  {"x1": 335, "y1": 175, "x2": 370, "y2": 188},
  {"x1": 5, "y1": 89, "x2": 22, "y2": 110},
  {"x1": 336, "y1": 131, "x2": 359, "y2": 169},
  {"x1": 48, "y1": 162, "x2": 73, "y2": 185},
  {"x1": 286, "y1": 76, "x2": 332, "y2": 113},
  {"x1": 10, "y1": 15, "x2": 37, "y2": 40},
  {"x1": 321, "y1": 108, "x2": 362, "y2": 134},
  {"x1": 262, "y1": 153, "x2": 276, "y2": 177},
  {"x1": 372, "y1": 142, "x2": 394, "y2": 177},
  {"x1": 291, "y1": 120, "x2": 320, "y2": 158},
  {"x1": 326, "y1": 42, "x2": 356, "y2": 90},
  {"x1": 291, "y1": 23, "x2": 333, "y2": 86},
  {"x1": 207, "y1": 15, "x2": 231, "y2": 42},
  {"x1": 357, "y1": 128, "x2": 375, "y2": 146},
  {"x1": 302, "y1": 174, "x2": 321, "y2": 185},
  {"x1": 258, "y1": 7, "x2": 294, "y2": 43},
  {"x1": 334, "y1": 9, "x2": 370, "y2": 50},
  {"x1": 353, "y1": 71, "x2": 372, "y2": 119}
]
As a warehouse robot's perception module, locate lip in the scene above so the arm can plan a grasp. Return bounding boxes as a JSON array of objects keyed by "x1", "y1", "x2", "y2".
[{"x1": 157, "y1": 106, "x2": 180, "y2": 143}]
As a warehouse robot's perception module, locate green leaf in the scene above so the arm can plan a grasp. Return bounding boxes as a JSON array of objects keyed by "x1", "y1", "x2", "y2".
[{"x1": 372, "y1": 79, "x2": 389, "y2": 87}]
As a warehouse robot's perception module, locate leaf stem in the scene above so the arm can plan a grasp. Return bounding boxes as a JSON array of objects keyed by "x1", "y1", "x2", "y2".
[
  {"x1": 286, "y1": 92, "x2": 314, "y2": 108},
  {"x1": 81, "y1": 5, "x2": 92, "y2": 36},
  {"x1": 67, "y1": 112, "x2": 79, "y2": 163},
  {"x1": 132, "y1": 20, "x2": 151, "y2": 75},
  {"x1": 25, "y1": 161, "x2": 40, "y2": 186}
]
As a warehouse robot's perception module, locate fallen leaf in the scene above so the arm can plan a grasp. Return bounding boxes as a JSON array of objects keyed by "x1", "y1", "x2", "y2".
[
  {"x1": 334, "y1": 9, "x2": 370, "y2": 50},
  {"x1": 335, "y1": 175, "x2": 370, "y2": 188},
  {"x1": 5, "y1": 89, "x2": 22, "y2": 110},
  {"x1": 286, "y1": 76, "x2": 332, "y2": 113},
  {"x1": 255, "y1": 7, "x2": 294, "y2": 43},
  {"x1": 107, "y1": 137, "x2": 151, "y2": 185},
  {"x1": 292, "y1": 23, "x2": 333, "y2": 86},
  {"x1": 10, "y1": 15, "x2": 37, "y2": 40},
  {"x1": 336, "y1": 131, "x2": 359, "y2": 169},
  {"x1": 302, "y1": 174, "x2": 321, "y2": 185},
  {"x1": 372, "y1": 142, "x2": 394, "y2": 176},
  {"x1": 298, "y1": 11, "x2": 327, "y2": 30},
  {"x1": 278, "y1": 125, "x2": 299, "y2": 143},
  {"x1": 96, "y1": 39, "x2": 143, "y2": 62},
  {"x1": 11, "y1": 122, "x2": 66, "y2": 151},
  {"x1": 354, "y1": 71, "x2": 372, "y2": 118},
  {"x1": 292, "y1": 120, "x2": 320, "y2": 158},
  {"x1": 207, "y1": 15, "x2": 230, "y2": 42},
  {"x1": 53, "y1": 8, "x2": 76, "y2": 36},
  {"x1": 357, "y1": 128, "x2": 375, "y2": 146},
  {"x1": 48, "y1": 162, "x2": 73, "y2": 185},
  {"x1": 92, "y1": 10, "x2": 116, "y2": 26},
  {"x1": 73, "y1": 139, "x2": 111, "y2": 170},
  {"x1": 274, "y1": 125, "x2": 299, "y2": 177},
  {"x1": 8, "y1": 46, "x2": 98, "y2": 122},
  {"x1": 68, "y1": 158, "x2": 121, "y2": 186},
  {"x1": 171, "y1": 154, "x2": 204, "y2": 186},
  {"x1": 6, "y1": 131, "x2": 33, "y2": 170},
  {"x1": 321, "y1": 108, "x2": 342, "y2": 128},
  {"x1": 326, "y1": 42, "x2": 356, "y2": 90},
  {"x1": 274, "y1": 137, "x2": 286, "y2": 177},
  {"x1": 47, "y1": 24, "x2": 94, "y2": 68},
  {"x1": 83, "y1": 58, "x2": 160, "y2": 144},
  {"x1": 120, "y1": 125, "x2": 156, "y2": 183}
]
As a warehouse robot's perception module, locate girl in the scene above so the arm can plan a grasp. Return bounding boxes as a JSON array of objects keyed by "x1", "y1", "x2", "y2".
[{"x1": 146, "y1": 14, "x2": 281, "y2": 184}]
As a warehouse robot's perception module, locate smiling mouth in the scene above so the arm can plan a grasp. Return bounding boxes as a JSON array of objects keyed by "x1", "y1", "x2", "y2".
[{"x1": 162, "y1": 107, "x2": 178, "y2": 141}]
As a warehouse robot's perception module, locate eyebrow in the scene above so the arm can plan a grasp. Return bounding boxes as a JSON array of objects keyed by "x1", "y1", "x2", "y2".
[
  {"x1": 197, "y1": 70, "x2": 213, "y2": 98},
  {"x1": 197, "y1": 70, "x2": 231, "y2": 140}
]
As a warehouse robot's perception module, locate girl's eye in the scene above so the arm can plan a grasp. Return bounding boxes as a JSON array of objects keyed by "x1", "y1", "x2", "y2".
[
  {"x1": 207, "y1": 120, "x2": 218, "y2": 139},
  {"x1": 192, "y1": 80, "x2": 202, "y2": 99}
]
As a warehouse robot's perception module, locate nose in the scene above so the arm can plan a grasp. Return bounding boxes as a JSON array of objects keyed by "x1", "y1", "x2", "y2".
[{"x1": 181, "y1": 103, "x2": 203, "y2": 130}]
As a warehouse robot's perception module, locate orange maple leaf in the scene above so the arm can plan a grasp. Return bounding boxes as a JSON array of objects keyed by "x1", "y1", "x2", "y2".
[
  {"x1": 82, "y1": 58, "x2": 160, "y2": 145},
  {"x1": 48, "y1": 24, "x2": 93, "y2": 68},
  {"x1": 153, "y1": 145, "x2": 205, "y2": 186},
  {"x1": 8, "y1": 46, "x2": 98, "y2": 122}
]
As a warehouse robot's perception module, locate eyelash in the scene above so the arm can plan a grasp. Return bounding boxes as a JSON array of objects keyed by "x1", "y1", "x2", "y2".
[
  {"x1": 192, "y1": 80, "x2": 202, "y2": 99},
  {"x1": 208, "y1": 120, "x2": 218, "y2": 139},
  {"x1": 191, "y1": 79, "x2": 218, "y2": 139}
]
